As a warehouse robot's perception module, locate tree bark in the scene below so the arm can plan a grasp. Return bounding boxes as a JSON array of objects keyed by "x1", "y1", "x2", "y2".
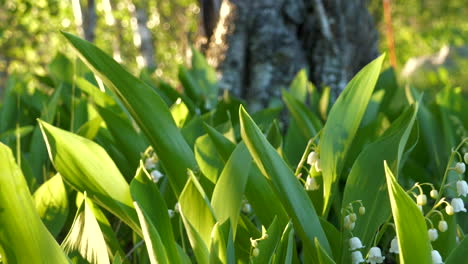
[
  {"x1": 129, "y1": 0, "x2": 156, "y2": 69},
  {"x1": 202, "y1": 0, "x2": 379, "y2": 110}
]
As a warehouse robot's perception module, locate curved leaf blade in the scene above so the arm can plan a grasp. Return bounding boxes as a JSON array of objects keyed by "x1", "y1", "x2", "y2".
[
  {"x1": 319, "y1": 54, "x2": 385, "y2": 214},
  {"x1": 384, "y1": 161, "x2": 432, "y2": 264},
  {"x1": 0, "y1": 143, "x2": 69, "y2": 264}
]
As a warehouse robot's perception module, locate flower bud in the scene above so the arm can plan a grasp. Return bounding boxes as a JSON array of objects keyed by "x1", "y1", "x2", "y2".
[
  {"x1": 428, "y1": 228, "x2": 438, "y2": 241},
  {"x1": 446, "y1": 204, "x2": 454, "y2": 215},
  {"x1": 315, "y1": 159, "x2": 322, "y2": 172},
  {"x1": 174, "y1": 202, "x2": 181, "y2": 213},
  {"x1": 430, "y1": 189, "x2": 438, "y2": 199},
  {"x1": 350, "y1": 213, "x2": 357, "y2": 222},
  {"x1": 464, "y1": 153, "x2": 468, "y2": 165},
  {"x1": 455, "y1": 162, "x2": 466, "y2": 174},
  {"x1": 438, "y1": 220, "x2": 448, "y2": 232},
  {"x1": 250, "y1": 238, "x2": 258, "y2": 248},
  {"x1": 252, "y1": 248, "x2": 259, "y2": 257},
  {"x1": 307, "y1": 151, "x2": 318, "y2": 166},
  {"x1": 417, "y1": 194, "x2": 427, "y2": 206},
  {"x1": 242, "y1": 203, "x2": 252, "y2": 214},
  {"x1": 344, "y1": 215, "x2": 355, "y2": 230},
  {"x1": 359, "y1": 206, "x2": 366, "y2": 215}
]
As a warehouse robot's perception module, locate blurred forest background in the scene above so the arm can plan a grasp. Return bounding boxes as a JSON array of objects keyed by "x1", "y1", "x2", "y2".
[{"x1": 0, "y1": 0, "x2": 467, "y2": 97}]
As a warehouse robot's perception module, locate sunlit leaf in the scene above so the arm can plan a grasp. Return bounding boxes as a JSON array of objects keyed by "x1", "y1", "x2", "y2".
[{"x1": 0, "y1": 142, "x2": 69, "y2": 264}]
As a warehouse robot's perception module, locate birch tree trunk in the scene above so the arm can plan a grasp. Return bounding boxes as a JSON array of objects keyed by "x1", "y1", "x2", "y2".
[{"x1": 202, "y1": 0, "x2": 379, "y2": 111}]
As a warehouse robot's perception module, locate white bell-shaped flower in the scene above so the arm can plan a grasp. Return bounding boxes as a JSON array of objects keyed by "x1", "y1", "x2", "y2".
[
  {"x1": 428, "y1": 228, "x2": 438, "y2": 241},
  {"x1": 174, "y1": 202, "x2": 181, "y2": 213},
  {"x1": 431, "y1": 250, "x2": 443, "y2": 264},
  {"x1": 351, "y1": 251, "x2": 365, "y2": 264},
  {"x1": 349, "y1": 237, "x2": 365, "y2": 251},
  {"x1": 417, "y1": 194, "x2": 427, "y2": 206},
  {"x1": 150, "y1": 170, "x2": 164, "y2": 183},
  {"x1": 430, "y1": 189, "x2": 438, "y2": 199},
  {"x1": 307, "y1": 151, "x2": 318, "y2": 166},
  {"x1": 451, "y1": 198, "x2": 467, "y2": 213},
  {"x1": 366, "y1": 247, "x2": 385, "y2": 264},
  {"x1": 168, "y1": 209, "x2": 175, "y2": 218},
  {"x1": 305, "y1": 176, "x2": 320, "y2": 191},
  {"x1": 144, "y1": 157, "x2": 157, "y2": 170},
  {"x1": 242, "y1": 203, "x2": 252, "y2": 214},
  {"x1": 455, "y1": 162, "x2": 466, "y2": 174},
  {"x1": 457, "y1": 180, "x2": 468, "y2": 197},
  {"x1": 464, "y1": 153, "x2": 468, "y2": 164},
  {"x1": 389, "y1": 237, "x2": 399, "y2": 254},
  {"x1": 438, "y1": 221, "x2": 448, "y2": 232}
]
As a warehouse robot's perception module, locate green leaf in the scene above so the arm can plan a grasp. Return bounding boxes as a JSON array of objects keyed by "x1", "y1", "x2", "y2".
[
  {"x1": 179, "y1": 170, "x2": 216, "y2": 262},
  {"x1": 239, "y1": 106, "x2": 330, "y2": 258},
  {"x1": 282, "y1": 89, "x2": 322, "y2": 139},
  {"x1": 38, "y1": 120, "x2": 140, "y2": 234},
  {"x1": 209, "y1": 221, "x2": 235, "y2": 264},
  {"x1": 62, "y1": 32, "x2": 197, "y2": 196},
  {"x1": 62, "y1": 194, "x2": 110, "y2": 264},
  {"x1": 33, "y1": 174, "x2": 69, "y2": 237},
  {"x1": 445, "y1": 237, "x2": 468, "y2": 264},
  {"x1": 384, "y1": 161, "x2": 432, "y2": 264},
  {"x1": 211, "y1": 142, "x2": 251, "y2": 236},
  {"x1": 134, "y1": 202, "x2": 170, "y2": 264},
  {"x1": 341, "y1": 103, "x2": 419, "y2": 259},
  {"x1": 0, "y1": 142, "x2": 70, "y2": 264},
  {"x1": 315, "y1": 237, "x2": 336, "y2": 264},
  {"x1": 195, "y1": 133, "x2": 225, "y2": 184},
  {"x1": 130, "y1": 163, "x2": 181, "y2": 263},
  {"x1": 272, "y1": 222, "x2": 295, "y2": 264},
  {"x1": 319, "y1": 54, "x2": 385, "y2": 214}
]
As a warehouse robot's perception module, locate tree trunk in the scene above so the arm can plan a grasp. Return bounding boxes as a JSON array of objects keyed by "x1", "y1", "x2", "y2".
[
  {"x1": 202, "y1": 0, "x2": 379, "y2": 111},
  {"x1": 71, "y1": 0, "x2": 96, "y2": 42},
  {"x1": 129, "y1": 0, "x2": 156, "y2": 69}
]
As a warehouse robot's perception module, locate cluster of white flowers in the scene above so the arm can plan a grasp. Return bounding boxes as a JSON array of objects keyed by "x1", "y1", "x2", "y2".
[
  {"x1": 144, "y1": 155, "x2": 165, "y2": 183},
  {"x1": 343, "y1": 201, "x2": 371, "y2": 264},
  {"x1": 250, "y1": 227, "x2": 269, "y2": 258}
]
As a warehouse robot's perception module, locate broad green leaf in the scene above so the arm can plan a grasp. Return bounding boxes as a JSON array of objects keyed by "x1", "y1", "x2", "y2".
[
  {"x1": 195, "y1": 134, "x2": 225, "y2": 184},
  {"x1": 62, "y1": 194, "x2": 110, "y2": 264},
  {"x1": 445, "y1": 237, "x2": 468, "y2": 264},
  {"x1": 211, "y1": 142, "x2": 251, "y2": 236},
  {"x1": 289, "y1": 69, "x2": 308, "y2": 101},
  {"x1": 130, "y1": 163, "x2": 181, "y2": 263},
  {"x1": 38, "y1": 120, "x2": 140, "y2": 234},
  {"x1": 384, "y1": 161, "x2": 432, "y2": 263},
  {"x1": 315, "y1": 238, "x2": 335, "y2": 264},
  {"x1": 319, "y1": 54, "x2": 385, "y2": 215},
  {"x1": 134, "y1": 202, "x2": 170, "y2": 264},
  {"x1": 97, "y1": 106, "x2": 147, "y2": 175},
  {"x1": 62, "y1": 32, "x2": 197, "y2": 196},
  {"x1": 33, "y1": 173, "x2": 69, "y2": 237},
  {"x1": 341, "y1": 103, "x2": 418, "y2": 259},
  {"x1": 209, "y1": 221, "x2": 235, "y2": 264},
  {"x1": 239, "y1": 106, "x2": 330, "y2": 258},
  {"x1": 204, "y1": 123, "x2": 289, "y2": 227},
  {"x1": 272, "y1": 222, "x2": 295, "y2": 264},
  {"x1": 179, "y1": 170, "x2": 216, "y2": 262},
  {"x1": 0, "y1": 142, "x2": 70, "y2": 264},
  {"x1": 170, "y1": 98, "x2": 190, "y2": 128}
]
